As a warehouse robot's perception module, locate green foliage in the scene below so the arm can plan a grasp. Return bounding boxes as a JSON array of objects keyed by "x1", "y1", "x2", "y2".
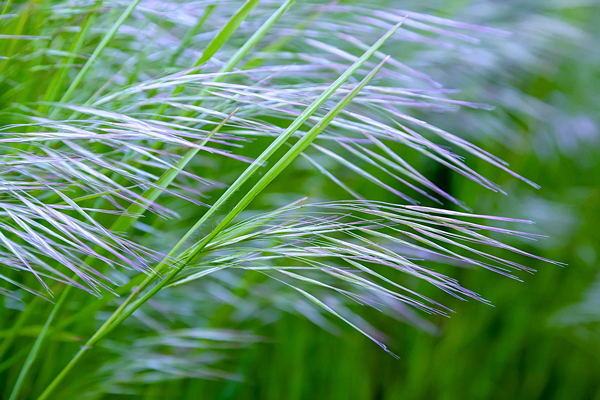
[{"x1": 0, "y1": 0, "x2": 598, "y2": 399}]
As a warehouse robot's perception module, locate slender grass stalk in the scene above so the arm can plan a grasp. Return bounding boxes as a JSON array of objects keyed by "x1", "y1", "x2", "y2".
[
  {"x1": 169, "y1": 5, "x2": 216, "y2": 65},
  {"x1": 211, "y1": 0, "x2": 296, "y2": 84},
  {"x1": 132, "y1": 57, "x2": 390, "y2": 304},
  {"x1": 242, "y1": 0, "x2": 332, "y2": 69},
  {"x1": 116, "y1": 57, "x2": 388, "y2": 321},
  {"x1": 155, "y1": 0, "x2": 261, "y2": 117},
  {"x1": 0, "y1": 0, "x2": 13, "y2": 16},
  {"x1": 0, "y1": 297, "x2": 38, "y2": 360},
  {"x1": 194, "y1": 0, "x2": 260, "y2": 68},
  {"x1": 0, "y1": 0, "x2": 36, "y2": 76},
  {"x1": 8, "y1": 291, "x2": 66, "y2": 400}
]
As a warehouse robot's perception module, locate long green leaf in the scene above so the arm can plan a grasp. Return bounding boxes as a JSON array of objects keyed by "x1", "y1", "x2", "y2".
[
  {"x1": 169, "y1": 4, "x2": 216, "y2": 65},
  {"x1": 159, "y1": 0, "x2": 262, "y2": 113},
  {"x1": 213, "y1": 0, "x2": 296, "y2": 83},
  {"x1": 193, "y1": 0, "x2": 260, "y2": 68},
  {"x1": 8, "y1": 293, "x2": 67, "y2": 400}
]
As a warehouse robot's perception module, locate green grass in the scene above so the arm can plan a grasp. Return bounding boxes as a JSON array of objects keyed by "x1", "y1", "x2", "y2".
[{"x1": 0, "y1": 0, "x2": 599, "y2": 399}]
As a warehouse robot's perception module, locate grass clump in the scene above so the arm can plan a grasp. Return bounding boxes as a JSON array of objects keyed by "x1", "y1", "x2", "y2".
[{"x1": 0, "y1": 1, "x2": 556, "y2": 398}]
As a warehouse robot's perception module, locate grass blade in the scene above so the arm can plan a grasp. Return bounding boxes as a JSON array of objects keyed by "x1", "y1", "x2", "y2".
[
  {"x1": 193, "y1": 0, "x2": 260, "y2": 68},
  {"x1": 8, "y1": 293, "x2": 67, "y2": 400}
]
